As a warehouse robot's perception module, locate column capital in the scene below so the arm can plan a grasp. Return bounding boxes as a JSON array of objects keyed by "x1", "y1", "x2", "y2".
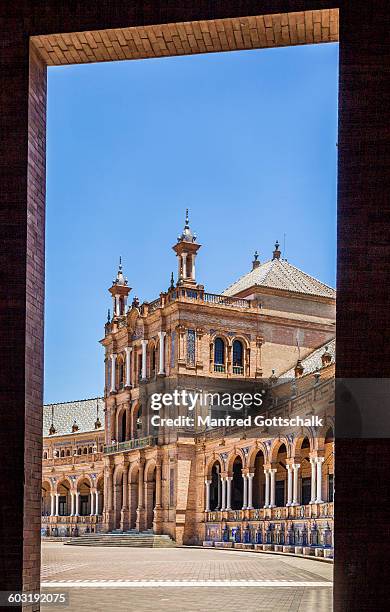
[
  {"x1": 141, "y1": 339, "x2": 148, "y2": 347},
  {"x1": 315, "y1": 456, "x2": 325, "y2": 464},
  {"x1": 205, "y1": 479, "x2": 212, "y2": 485},
  {"x1": 247, "y1": 472, "x2": 254, "y2": 479},
  {"x1": 158, "y1": 330, "x2": 166, "y2": 338},
  {"x1": 269, "y1": 468, "x2": 277, "y2": 474},
  {"x1": 292, "y1": 463, "x2": 300, "y2": 470}
]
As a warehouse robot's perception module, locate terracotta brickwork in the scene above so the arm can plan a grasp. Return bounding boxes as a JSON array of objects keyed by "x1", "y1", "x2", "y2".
[
  {"x1": 31, "y1": 10, "x2": 338, "y2": 66},
  {"x1": 2, "y1": 2, "x2": 390, "y2": 611}
]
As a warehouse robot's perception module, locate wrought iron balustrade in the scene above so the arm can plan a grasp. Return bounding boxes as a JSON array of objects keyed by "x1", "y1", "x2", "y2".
[{"x1": 103, "y1": 435, "x2": 156, "y2": 455}]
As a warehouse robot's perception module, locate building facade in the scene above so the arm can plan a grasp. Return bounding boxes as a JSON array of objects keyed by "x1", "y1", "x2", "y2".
[{"x1": 42, "y1": 213, "x2": 335, "y2": 556}]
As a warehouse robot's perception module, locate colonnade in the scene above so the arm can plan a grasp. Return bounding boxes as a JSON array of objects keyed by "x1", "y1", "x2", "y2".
[
  {"x1": 110, "y1": 331, "x2": 167, "y2": 392},
  {"x1": 205, "y1": 457, "x2": 326, "y2": 512},
  {"x1": 47, "y1": 490, "x2": 101, "y2": 517}
]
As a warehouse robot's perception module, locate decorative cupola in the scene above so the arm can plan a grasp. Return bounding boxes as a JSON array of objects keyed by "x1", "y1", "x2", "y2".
[
  {"x1": 94, "y1": 400, "x2": 102, "y2": 429},
  {"x1": 294, "y1": 359, "x2": 304, "y2": 378},
  {"x1": 172, "y1": 210, "x2": 201, "y2": 286},
  {"x1": 321, "y1": 345, "x2": 332, "y2": 366},
  {"x1": 72, "y1": 420, "x2": 79, "y2": 433},
  {"x1": 108, "y1": 257, "x2": 131, "y2": 317},
  {"x1": 48, "y1": 405, "x2": 56, "y2": 435},
  {"x1": 252, "y1": 250, "x2": 260, "y2": 270},
  {"x1": 272, "y1": 240, "x2": 281, "y2": 260}
]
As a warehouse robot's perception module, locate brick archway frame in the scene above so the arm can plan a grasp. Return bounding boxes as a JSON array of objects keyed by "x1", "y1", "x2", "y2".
[{"x1": 1, "y1": 2, "x2": 389, "y2": 611}]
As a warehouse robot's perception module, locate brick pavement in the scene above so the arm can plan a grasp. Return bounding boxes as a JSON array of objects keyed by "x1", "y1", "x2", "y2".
[{"x1": 41, "y1": 543, "x2": 332, "y2": 611}]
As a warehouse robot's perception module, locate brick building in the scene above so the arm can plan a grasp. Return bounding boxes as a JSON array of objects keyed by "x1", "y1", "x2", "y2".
[{"x1": 42, "y1": 212, "x2": 335, "y2": 556}]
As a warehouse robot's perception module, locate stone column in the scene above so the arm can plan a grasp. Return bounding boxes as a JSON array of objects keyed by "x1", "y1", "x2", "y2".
[
  {"x1": 221, "y1": 477, "x2": 226, "y2": 511},
  {"x1": 155, "y1": 463, "x2": 162, "y2": 508},
  {"x1": 122, "y1": 465, "x2": 129, "y2": 510},
  {"x1": 71, "y1": 492, "x2": 75, "y2": 516},
  {"x1": 95, "y1": 490, "x2": 99, "y2": 516},
  {"x1": 158, "y1": 331, "x2": 166, "y2": 375},
  {"x1": 264, "y1": 468, "x2": 270, "y2": 508},
  {"x1": 90, "y1": 491, "x2": 94, "y2": 516},
  {"x1": 50, "y1": 493, "x2": 55, "y2": 517},
  {"x1": 269, "y1": 468, "x2": 277, "y2": 508},
  {"x1": 125, "y1": 346, "x2": 132, "y2": 387},
  {"x1": 204, "y1": 479, "x2": 211, "y2": 512},
  {"x1": 110, "y1": 353, "x2": 116, "y2": 392},
  {"x1": 247, "y1": 473, "x2": 254, "y2": 510},
  {"x1": 217, "y1": 467, "x2": 221, "y2": 509},
  {"x1": 141, "y1": 340, "x2": 147, "y2": 380},
  {"x1": 191, "y1": 254, "x2": 195, "y2": 280},
  {"x1": 74, "y1": 492, "x2": 79, "y2": 516},
  {"x1": 55, "y1": 493, "x2": 59, "y2": 516},
  {"x1": 242, "y1": 473, "x2": 248, "y2": 510},
  {"x1": 138, "y1": 461, "x2": 144, "y2": 510},
  {"x1": 226, "y1": 477, "x2": 232, "y2": 510},
  {"x1": 182, "y1": 253, "x2": 187, "y2": 279},
  {"x1": 286, "y1": 465, "x2": 293, "y2": 506},
  {"x1": 292, "y1": 464, "x2": 300, "y2": 506},
  {"x1": 310, "y1": 457, "x2": 317, "y2": 504},
  {"x1": 315, "y1": 457, "x2": 325, "y2": 503}
]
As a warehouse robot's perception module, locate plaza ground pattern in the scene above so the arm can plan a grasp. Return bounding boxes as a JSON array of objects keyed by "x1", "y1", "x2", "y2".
[{"x1": 42, "y1": 542, "x2": 332, "y2": 611}]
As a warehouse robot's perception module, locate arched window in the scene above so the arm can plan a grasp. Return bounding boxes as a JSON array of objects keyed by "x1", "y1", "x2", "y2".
[
  {"x1": 232, "y1": 340, "x2": 244, "y2": 374},
  {"x1": 66, "y1": 449, "x2": 71, "y2": 456},
  {"x1": 60, "y1": 450, "x2": 65, "y2": 457},
  {"x1": 88, "y1": 446, "x2": 93, "y2": 454},
  {"x1": 83, "y1": 447, "x2": 88, "y2": 454},
  {"x1": 43, "y1": 451, "x2": 48, "y2": 460},
  {"x1": 118, "y1": 359, "x2": 124, "y2": 388},
  {"x1": 214, "y1": 338, "x2": 225, "y2": 372},
  {"x1": 77, "y1": 448, "x2": 82, "y2": 455}
]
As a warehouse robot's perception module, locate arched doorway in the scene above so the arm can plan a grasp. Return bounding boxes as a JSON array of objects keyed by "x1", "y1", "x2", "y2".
[
  {"x1": 96, "y1": 476, "x2": 104, "y2": 515},
  {"x1": 210, "y1": 461, "x2": 222, "y2": 511},
  {"x1": 298, "y1": 437, "x2": 311, "y2": 505},
  {"x1": 145, "y1": 463, "x2": 156, "y2": 530},
  {"x1": 129, "y1": 465, "x2": 139, "y2": 529},
  {"x1": 113, "y1": 469, "x2": 123, "y2": 529},
  {"x1": 57, "y1": 479, "x2": 71, "y2": 516},
  {"x1": 232, "y1": 456, "x2": 243, "y2": 510},
  {"x1": 253, "y1": 450, "x2": 265, "y2": 508},
  {"x1": 275, "y1": 444, "x2": 287, "y2": 507},
  {"x1": 77, "y1": 478, "x2": 92, "y2": 516},
  {"x1": 42, "y1": 481, "x2": 51, "y2": 516}
]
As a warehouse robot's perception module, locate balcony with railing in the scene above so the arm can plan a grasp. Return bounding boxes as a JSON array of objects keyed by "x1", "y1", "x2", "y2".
[
  {"x1": 145, "y1": 287, "x2": 252, "y2": 313},
  {"x1": 103, "y1": 435, "x2": 156, "y2": 455}
]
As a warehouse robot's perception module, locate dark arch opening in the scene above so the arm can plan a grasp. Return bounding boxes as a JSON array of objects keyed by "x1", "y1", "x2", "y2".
[
  {"x1": 232, "y1": 456, "x2": 243, "y2": 510},
  {"x1": 210, "y1": 462, "x2": 221, "y2": 511}
]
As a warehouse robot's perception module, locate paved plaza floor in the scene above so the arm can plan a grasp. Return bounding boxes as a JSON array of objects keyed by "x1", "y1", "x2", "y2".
[{"x1": 41, "y1": 542, "x2": 333, "y2": 611}]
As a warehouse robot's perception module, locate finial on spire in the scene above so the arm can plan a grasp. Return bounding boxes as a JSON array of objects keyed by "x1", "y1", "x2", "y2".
[
  {"x1": 176, "y1": 209, "x2": 197, "y2": 243},
  {"x1": 272, "y1": 240, "x2": 281, "y2": 260},
  {"x1": 252, "y1": 250, "x2": 260, "y2": 270},
  {"x1": 49, "y1": 405, "x2": 56, "y2": 435},
  {"x1": 107, "y1": 308, "x2": 111, "y2": 323},
  {"x1": 170, "y1": 272, "x2": 175, "y2": 290}
]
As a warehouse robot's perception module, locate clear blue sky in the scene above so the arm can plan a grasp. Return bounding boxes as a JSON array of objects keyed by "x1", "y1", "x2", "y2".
[{"x1": 45, "y1": 42, "x2": 339, "y2": 404}]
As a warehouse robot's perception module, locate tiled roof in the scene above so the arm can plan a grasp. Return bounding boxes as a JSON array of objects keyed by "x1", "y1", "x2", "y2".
[
  {"x1": 43, "y1": 397, "x2": 105, "y2": 438},
  {"x1": 281, "y1": 338, "x2": 336, "y2": 379},
  {"x1": 222, "y1": 258, "x2": 336, "y2": 299}
]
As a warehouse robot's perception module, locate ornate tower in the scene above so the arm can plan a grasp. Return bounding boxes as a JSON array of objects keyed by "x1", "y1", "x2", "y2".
[
  {"x1": 108, "y1": 257, "x2": 131, "y2": 317},
  {"x1": 172, "y1": 210, "x2": 201, "y2": 286}
]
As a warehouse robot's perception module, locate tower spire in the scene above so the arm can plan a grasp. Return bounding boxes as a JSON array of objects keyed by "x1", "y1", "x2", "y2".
[
  {"x1": 108, "y1": 257, "x2": 131, "y2": 317},
  {"x1": 173, "y1": 210, "x2": 201, "y2": 286}
]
